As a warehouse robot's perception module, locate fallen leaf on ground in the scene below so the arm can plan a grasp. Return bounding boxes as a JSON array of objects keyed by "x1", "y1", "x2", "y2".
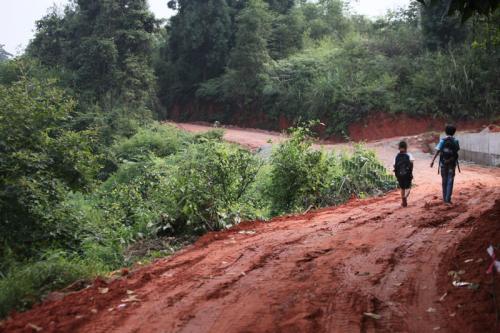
[
  {"x1": 126, "y1": 290, "x2": 135, "y2": 295},
  {"x1": 464, "y1": 259, "x2": 474, "y2": 263},
  {"x1": 121, "y1": 295, "x2": 141, "y2": 303},
  {"x1": 426, "y1": 307, "x2": 436, "y2": 313},
  {"x1": 439, "y1": 292, "x2": 448, "y2": 302},
  {"x1": 363, "y1": 312, "x2": 381, "y2": 320},
  {"x1": 91, "y1": 309, "x2": 98, "y2": 314},
  {"x1": 45, "y1": 291, "x2": 65, "y2": 302},
  {"x1": 98, "y1": 287, "x2": 109, "y2": 294},
  {"x1": 238, "y1": 230, "x2": 256, "y2": 235},
  {"x1": 26, "y1": 323, "x2": 42, "y2": 332}
]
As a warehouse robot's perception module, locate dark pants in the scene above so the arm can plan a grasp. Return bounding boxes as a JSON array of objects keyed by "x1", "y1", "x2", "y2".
[{"x1": 441, "y1": 166, "x2": 455, "y2": 203}]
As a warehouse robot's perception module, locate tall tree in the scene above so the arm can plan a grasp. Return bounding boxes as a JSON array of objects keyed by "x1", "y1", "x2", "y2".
[
  {"x1": 417, "y1": 0, "x2": 499, "y2": 21},
  {"x1": 266, "y1": 0, "x2": 295, "y2": 13},
  {"x1": 297, "y1": 0, "x2": 349, "y2": 40},
  {"x1": 166, "y1": 0, "x2": 232, "y2": 95},
  {"x1": 225, "y1": 0, "x2": 273, "y2": 98},
  {"x1": 29, "y1": 0, "x2": 157, "y2": 106},
  {"x1": 269, "y1": 7, "x2": 306, "y2": 59},
  {"x1": 420, "y1": 0, "x2": 468, "y2": 50}
]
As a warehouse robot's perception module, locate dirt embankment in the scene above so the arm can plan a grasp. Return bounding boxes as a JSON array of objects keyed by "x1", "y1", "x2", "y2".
[
  {"x1": 2, "y1": 124, "x2": 500, "y2": 333},
  {"x1": 347, "y1": 112, "x2": 493, "y2": 142},
  {"x1": 168, "y1": 103, "x2": 495, "y2": 142}
]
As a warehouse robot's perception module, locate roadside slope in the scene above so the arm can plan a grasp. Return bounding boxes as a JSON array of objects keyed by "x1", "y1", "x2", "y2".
[{"x1": 3, "y1": 124, "x2": 499, "y2": 333}]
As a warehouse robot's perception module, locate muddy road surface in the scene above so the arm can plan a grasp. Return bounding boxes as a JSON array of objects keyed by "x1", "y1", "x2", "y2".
[{"x1": 3, "y1": 124, "x2": 500, "y2": 333}]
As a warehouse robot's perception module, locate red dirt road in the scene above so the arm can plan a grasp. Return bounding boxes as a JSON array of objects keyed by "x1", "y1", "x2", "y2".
[
  {"x1": 3, "y1": 124, "x2": 500, "y2": 333},
  {"x1": 173, "y1": 122, "x2": 288, "y2": 150}
]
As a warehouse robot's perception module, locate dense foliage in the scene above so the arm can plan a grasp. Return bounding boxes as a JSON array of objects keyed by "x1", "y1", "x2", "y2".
[
  {"x1": 417, "y1": 0, "x2": 499, "y2": 21},
  {"x1": 29, "y1": 0, "x2": 156, "y2": 101},
  {"x1": 158, "y1": 0, "x2": 500, "y2": 136},
  {"x1": 267, "y1": 124, "x2": 394, "y2": 214},
  {"x1": 0, "y1": 75, "x2": 99, "y2": 257},
  {"x1": 27, "y1": 0, "x2": 158, "y2": 135}
]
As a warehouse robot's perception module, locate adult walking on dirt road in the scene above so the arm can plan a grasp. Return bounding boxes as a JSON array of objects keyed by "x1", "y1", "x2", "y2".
[{"x1": 430, "y1": 124, "x2": 460, "y2": 204}]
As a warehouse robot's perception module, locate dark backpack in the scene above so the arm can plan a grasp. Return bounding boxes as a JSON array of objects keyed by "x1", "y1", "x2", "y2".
[
  {"x1": 395, "y1": 153, "x2": 412, "y2": 179},
  {"x1": 440, "y1": 137, "x2": 459, "y2": 167}
]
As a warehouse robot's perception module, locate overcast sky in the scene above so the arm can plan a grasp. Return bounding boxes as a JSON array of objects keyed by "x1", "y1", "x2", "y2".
[{"x1": 0, "y1": 0, "x2": 409, "y2": 55}]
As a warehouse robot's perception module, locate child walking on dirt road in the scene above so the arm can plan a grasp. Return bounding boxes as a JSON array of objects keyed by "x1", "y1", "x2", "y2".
[
  {"x1": 430, "y1": 124, "x2": 460, "y2": 204},
  {"x1": 394, "y1": 141, "x2": 414, "y2": 207}
]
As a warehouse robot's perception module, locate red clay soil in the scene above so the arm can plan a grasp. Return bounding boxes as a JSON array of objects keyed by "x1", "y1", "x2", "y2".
[
  {"x1": 347, "y1": 112, "x2": 493, "y2": 142},
  {"x1": 437, "y1": 199, "x2": 500, "y2": 333},
  {"x1": 169, "y1": 102, "x2": 495, "y2": 141},
  {"x1": 171, "y1": 122, "x2": 288, "y2": 150},
  {"x1": 2, "y1": 126, "x2": 500, "y2": 333},
  {"x1": 485, "y1": 124, "x2": 500, "y2": 133}
]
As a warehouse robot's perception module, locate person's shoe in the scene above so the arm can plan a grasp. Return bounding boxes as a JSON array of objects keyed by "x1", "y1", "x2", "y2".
[{"x1": 402, "y1": 198, "x2": 408, "y2": 207}]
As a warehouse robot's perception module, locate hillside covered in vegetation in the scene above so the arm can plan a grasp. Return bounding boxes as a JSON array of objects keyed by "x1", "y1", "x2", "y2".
[{"x1": 153, "y1": 0, "x2": 500, "y2": 136}]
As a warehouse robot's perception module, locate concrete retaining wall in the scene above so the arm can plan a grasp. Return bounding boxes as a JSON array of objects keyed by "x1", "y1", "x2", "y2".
[{"x1": 455, "y1": 132, "x2": 500, "y2": 167}]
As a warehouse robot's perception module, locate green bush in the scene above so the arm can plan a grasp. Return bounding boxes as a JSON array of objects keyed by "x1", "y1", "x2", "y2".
[
  {"x1": 0, "y1": 251, "x2": 105, "y2": 318},
  {"x1": 322, "y1": 145, "x2": 397, "y2": 205},
  {"x1": 268, "y1": 124, "x2": 329, "y2": 214},
  {"x1": 159, "y1": 140, "x2": 262, "y2": 233},
  {"x1": 268, "y1": 124, "x2": 396, "y2": 214},
  {"x1": 192, "y1": 128, "x2": 225, "y2": 142},
  {"x1": 53, "y1": 192, "x2": 127, "y2": 267},
  {"x1": 42, "y1": 136, "x2": 262, "y2": 269},
  {"x1": 0, "y1": 76, "x2": 101, "y2": 254},
  {"x1": 112, "y1": 124, "x2": 191, "y2": 162},
  {"x1": 97, "y1": 158, "x2": 174, "y2": 240}
]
